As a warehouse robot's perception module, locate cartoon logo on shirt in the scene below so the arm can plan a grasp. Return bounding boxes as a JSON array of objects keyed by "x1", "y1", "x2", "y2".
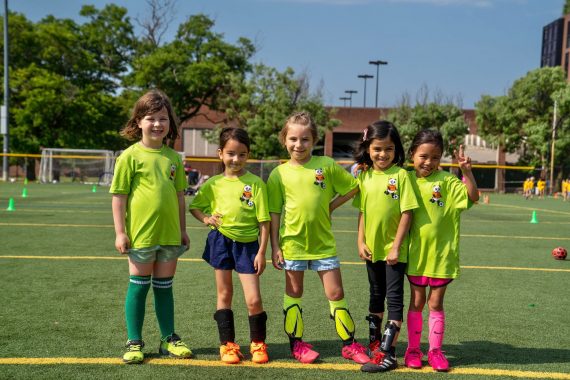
[
  {"x1": 384, "y1": 178, "x2": 399, "y2": 199},
  {"x1": 169, "y1": 164, "x2": 176, "y2": 181},
  {"x1": 314, "y1": 168, "x2": 326, "y2": 189},
  {"x1": 240, "y1": 184, "x2": 254, "y2": 207},
  {"x1": 430, "y1": 184, "x2": 444, "y2": 207}
]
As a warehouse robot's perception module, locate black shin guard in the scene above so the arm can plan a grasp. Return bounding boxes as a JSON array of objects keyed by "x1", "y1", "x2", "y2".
[
  {"x1": 366, "y1": 314, "x2": 383, "y2": 345},
  {"x1": 380, "y1": 321, "x2": 400, "y2": 353},
  {"x1": 248, "y1": 311, "x2": 267, "y2": 343},
  {"x1": 214, "y1": 309, "x2": 235, "y2": 345}
]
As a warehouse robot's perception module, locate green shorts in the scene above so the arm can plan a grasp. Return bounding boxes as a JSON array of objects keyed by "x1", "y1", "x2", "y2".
[{"x1": 128, "y1": 245, "x2": 188, "y2": 264}]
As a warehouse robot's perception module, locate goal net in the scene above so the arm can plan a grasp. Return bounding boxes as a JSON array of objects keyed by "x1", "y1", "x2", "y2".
[{"x1": 39, "y1": 148, "x2": 115, "y2": 185}]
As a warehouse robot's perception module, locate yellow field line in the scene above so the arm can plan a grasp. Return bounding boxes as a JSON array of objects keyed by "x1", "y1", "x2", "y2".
[
  {"x1": 0, "y1": 358, "x2": 567, "y2": 379},
  {"x1": 0, "y1": 222, "x2": 204, "y2": 230},
  {"x1": 1, "y1": 255, "x2": 569, "y2": 273}
]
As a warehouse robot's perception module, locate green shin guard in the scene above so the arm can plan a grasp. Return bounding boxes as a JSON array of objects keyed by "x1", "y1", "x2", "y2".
[{"x1": 331, "y1": 307, "x2": 356, "y2": 343}]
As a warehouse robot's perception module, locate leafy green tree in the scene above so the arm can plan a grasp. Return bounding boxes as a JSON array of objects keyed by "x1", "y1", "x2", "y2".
[
  {"x1": 208, "y1": 64, "x2": 339, "y2": 159},
  {"x1": 128, "y1": 14, "x2": 255, "y2": 123},
  {"x1": 564, "y1": 0, "x2": 570, "y2": 15}
]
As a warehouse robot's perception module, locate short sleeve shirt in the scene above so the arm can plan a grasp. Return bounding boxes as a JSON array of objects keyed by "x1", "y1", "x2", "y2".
[
  {"x1": 110, "y1": 143, "x2": 186, "y2": 248},
  {"x1": 352, "y1": 166, "x2": 418, "y2": 263},
  {"x1": 189, "y1": 171, "x2": 270, "y2": 243},
  {"x1": 407, "y1": 170, "x2": 472, "y2": 279},
  {"x1": 267, "y1": 156, "x2": 357, "y2": 260}
]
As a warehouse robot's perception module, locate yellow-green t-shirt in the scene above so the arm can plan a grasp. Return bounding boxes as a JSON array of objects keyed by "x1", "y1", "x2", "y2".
[
  {"x1": 407, "y1": 170, "x2": 473, "y2": 279},
  {"x1": 110, "y1": 143, "x2": 187, "y2": 248},
  {"x1": 189, "y1": 171, "x2": 270, "y2": 243},
  {"x1": 352, "y1": 166, "x2": 419, "y2": 263},
  {"x1": 267, "y1": 156, "x2": 358, "y2": 260}
]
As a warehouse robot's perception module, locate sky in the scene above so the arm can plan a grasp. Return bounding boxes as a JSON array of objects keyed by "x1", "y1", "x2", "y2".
[{"x1": 7, "y1": 0, "x2": 566, "y2": 109}]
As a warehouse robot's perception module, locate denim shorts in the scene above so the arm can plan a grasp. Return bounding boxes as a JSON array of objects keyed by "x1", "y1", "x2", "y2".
[
  {"x1": 203, "y1": 229, "x2": 259, "y2": 274},
  {"x1": 128, "y1": 244, "x2": 188, "y2": 264},
  {"x1": 283, "y1": 256, "x2": 340, "y2": 272}
]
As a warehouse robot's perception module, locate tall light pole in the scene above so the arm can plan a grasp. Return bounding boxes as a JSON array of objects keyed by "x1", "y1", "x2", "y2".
[
  {"x1": 345, "y1": 90, "x2": 357, "y2": 108},
  {"x1": 339, "y1": 96, "x2": 350, "y2": 107},
  {"x1": 357, "y1": 74, "x2": 373, "y2": 107},
  {"x1": 369, "y1": 60, "x2": 388, "y2": 108},
  {"x1": 549, "y1": 100, "x2": 558, "y2": 195},
  {"x1": 2, "y1": 0, "x2": 9, "y2": 182}
]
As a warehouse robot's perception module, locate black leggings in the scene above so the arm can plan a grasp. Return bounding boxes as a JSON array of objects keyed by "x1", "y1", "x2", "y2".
[{"x1": 366, "y1": 260, "x2": 406, "y2": 321}]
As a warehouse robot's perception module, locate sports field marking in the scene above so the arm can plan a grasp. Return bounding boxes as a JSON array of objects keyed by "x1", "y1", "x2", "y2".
[
  {"x1": 2, "y1": 255, "x2": 569, "y2": 273},
  {"x1": 483, "y1": 203, "x2": 570, "y2": 216},
  {"x1": 0, "y1": 358, "x2": 568, "y2": 379}
]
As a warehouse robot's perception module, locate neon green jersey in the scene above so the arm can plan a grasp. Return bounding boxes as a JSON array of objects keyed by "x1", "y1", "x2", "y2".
[
  {"x1": 110, "y1": 143, "x2": 186, "y2": 248},
  {"x1": 407, "y1": 170, "x2": 473, "y2": 279},
  {"x1": 353, "y1": 166, "x2": 418, "y2": 263},
  {"x1": 189, "y1": 171, "x2": 270, "y2": 243},
  {"x1": 267, "y1": 156, "x2": 358, "y2": 260}
]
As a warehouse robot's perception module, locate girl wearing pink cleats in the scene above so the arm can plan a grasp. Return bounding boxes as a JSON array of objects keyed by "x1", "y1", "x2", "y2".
[
  {"x1": 405, "y1": 130, "x2": 479, "y2": 372},
  {"x1": 352, "y1": 122, "x2": 418, "y2": 373},
  {"x1": 267, "y1": 112, "x2": 369, "y2": 365}
]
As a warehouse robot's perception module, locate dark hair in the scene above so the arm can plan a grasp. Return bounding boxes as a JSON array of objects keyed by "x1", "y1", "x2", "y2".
[
  {"x1": 121, "y1": 89, "x2": 179, "y2": 142},
  {"x1": 218, "y1": 127, "x2": 251, "y2": 172},
  {"x1": 409, "y1": 129, "x2": 444, "y2": 156},
  {"x1": 279, "y1": 111, "x2": 319, "y2": 145},
  {"x1": 353, "y1": 120, "x2": 405, "y2": 167},
  {"x1": 219, "y1": 127, "x2": 251, "y2": 151}
]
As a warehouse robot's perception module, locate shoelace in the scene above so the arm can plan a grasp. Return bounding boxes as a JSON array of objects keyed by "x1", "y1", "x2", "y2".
[
  {"x1": 347, "y1": 342, "x2": 366, "y2": 353},
  {"x1": 407, "y1": 348, "x2": 422, "y2": 358},
  {"x1": 127, "y1": 344, "x2": 142, "y2": 352},
  {"x1": 295, "y1": 341, "x2": 313, "y2": 355},
  {"x1": 371, "y1": 351, "x2": 386, "y2": 364},
  {"x1": 251, "y1": 343, "x2": 267, "y2": 352},
  {"x1": 430, "y1": 350, "x2": 446, "y2": 361}
]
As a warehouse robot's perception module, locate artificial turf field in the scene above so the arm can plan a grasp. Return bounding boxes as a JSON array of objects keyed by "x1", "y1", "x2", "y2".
[{"x1": 0, "y1": 181, "x2": 569, "y2": 380}]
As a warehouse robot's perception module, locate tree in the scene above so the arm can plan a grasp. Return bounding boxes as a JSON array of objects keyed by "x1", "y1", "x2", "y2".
[
  {"x1": 387, "y1": 87, "x2": 469, "y2": 157},
  {"x1": 127, "y1": 14, "x2": 255, "y2": 123},
  {"x1": 208, "y1": 64, "x2": 339, "y2": 159},
  {"x1": 564, "y1": 0, "x2": 570, "y2": 15}
]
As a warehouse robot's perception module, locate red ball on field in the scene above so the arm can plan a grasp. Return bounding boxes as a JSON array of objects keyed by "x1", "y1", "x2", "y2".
[{"x1": 552, "y1": 247, "x2": 567, "y2": 260}]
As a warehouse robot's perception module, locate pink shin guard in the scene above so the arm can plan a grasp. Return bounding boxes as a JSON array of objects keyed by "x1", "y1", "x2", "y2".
[
  {"x1": 407, "y1": 311, "x2": 423, "y2": 349},
  {"x1": 428, "y1": 310, "x2": 445, "y2": 351}
]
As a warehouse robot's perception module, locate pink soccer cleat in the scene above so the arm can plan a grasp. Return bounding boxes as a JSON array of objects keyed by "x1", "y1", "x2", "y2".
[
  {"x1": 291, "y1": 340, "x2": 320, "y2": 364},
  {"x1": 428, "y1": 348, "x2": 449, "y2": 372},
  {"x1": 342, "y1": 341, "x2": 370, "y2": 364},
  {"x1": 404, "y1": 347, "x2": 424, "y2": 369}
]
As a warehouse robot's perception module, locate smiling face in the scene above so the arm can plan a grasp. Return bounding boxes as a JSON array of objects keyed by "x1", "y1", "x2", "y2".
[
  {"x1": 138, "y1": 107, "x2": 170, "y2": 149},
  {"x1": 412, "y1": 143, "x2": 443, "y2": 178},
  {"x1": 218, "y1": 138, "x2": 249, "y2": 177},
  {"x1": 284, "y1": 123, "x2": 315, "y2": 165},
  {"x1": 367, "y1": 137, "x2": 396, "y2": 171}
]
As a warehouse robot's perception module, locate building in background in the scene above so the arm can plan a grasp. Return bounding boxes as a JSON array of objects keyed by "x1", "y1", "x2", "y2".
[{"x1": 541, "y1": 15, "x2": 570, "y2": 79}]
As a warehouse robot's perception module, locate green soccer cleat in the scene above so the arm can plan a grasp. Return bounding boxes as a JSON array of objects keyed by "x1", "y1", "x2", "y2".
[
  {"x1": 123, "y1": 340, "x2": 145, "y2": 364},
  {"x1": 159, "y1": 333, "x2": 193, "y2": 358}
]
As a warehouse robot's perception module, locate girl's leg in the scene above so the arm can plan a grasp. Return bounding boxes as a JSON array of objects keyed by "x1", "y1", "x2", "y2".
[
  {"x1": 365, "y1": 260, "x2": 386, "y2": 349},
  {"x1": 126, "y1": 259, "x2": 154, "y2": 341},
  {"x1": 239, "y1": 273, "x2": 268, "y2": 363},
  {"x1": 213, "y1": 270, "x2": 235, "y2": 344},
  {"x1": 319, "y1": 269, "x2": 369, "y2": 364},
  {"x1": 153, "y1": 259, "x2": 192, "y2": 358},
  {"x1": 427, "y1": 285, "x2": 449, "y2": 371},
  {"x1": 152, "y1": 259, "x2": 178, "y2": 340},
  {"x1": 123, "y1": 258, "x2": 154, "y2": 363},
  {"x1": 405, "y1": 283, "x2": 427, "y2": 369}
]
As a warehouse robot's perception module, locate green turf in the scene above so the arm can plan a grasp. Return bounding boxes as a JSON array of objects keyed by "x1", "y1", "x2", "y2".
[{"x1": 0, "y1": 182, "x2": 569, "y2": 379}]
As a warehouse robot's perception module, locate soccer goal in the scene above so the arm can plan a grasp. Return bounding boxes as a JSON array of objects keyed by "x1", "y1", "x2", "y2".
[{"x1": 39, "y1": 148, "x2": 115, "y2": 185}]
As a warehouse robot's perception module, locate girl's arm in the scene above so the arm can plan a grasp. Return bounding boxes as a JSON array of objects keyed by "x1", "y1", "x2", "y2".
[
  {"x1": 455, "y1": 145, "x2": 480, "y2": 203},
  {"x1": 189, "y1": 208, "x2": 222, "y2": 228},
  {"x1": 386, "y1": 210, "x2": 413, "y2": 265},
  {"x1": 270, "y1": 212, "x2": 284, "y2": 270},
  {"x1": 357, "y1": 212, "x2": 372, "y2": 261},
  {"x1": 254, "y1": 221, "x2": 270, "y2": 276},
  {"x1": 329, "y1": 187, "x2": 360, "y2": 214},
  {"x1": 112, "y1": 194, "x2": 130, "y2": 254},
  {"x1": 177, "y1": 191, "x2": 190, "y2": 247}
]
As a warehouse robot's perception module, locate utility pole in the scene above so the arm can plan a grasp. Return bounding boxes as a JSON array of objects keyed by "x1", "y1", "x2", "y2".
[
  {"x1": 357, "y1": 74, "x2": 373, "y2": 107},
  {"x1": 368, "y1": 60, "x2": 388, "y2": 108}
]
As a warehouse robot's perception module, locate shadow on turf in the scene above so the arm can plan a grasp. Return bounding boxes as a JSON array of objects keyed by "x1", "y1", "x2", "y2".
[{"x1": 158, "y1": 339, "x2": 570, "y2": 366}]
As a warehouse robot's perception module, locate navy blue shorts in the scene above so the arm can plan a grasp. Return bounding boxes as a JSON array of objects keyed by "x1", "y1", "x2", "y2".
[{"x1": 202, "y1": 229, "x2": 259, "y2": 274}]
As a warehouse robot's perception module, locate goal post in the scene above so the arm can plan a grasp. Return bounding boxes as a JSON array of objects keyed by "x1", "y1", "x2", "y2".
[{"x1": 39, "y1": 148, "x2": 115, "y2": 185}]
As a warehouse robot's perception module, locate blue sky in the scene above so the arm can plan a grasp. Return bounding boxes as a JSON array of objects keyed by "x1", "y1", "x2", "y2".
[{"x1": 8, "y1": 0, "x2": 565, "y2": 109}]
